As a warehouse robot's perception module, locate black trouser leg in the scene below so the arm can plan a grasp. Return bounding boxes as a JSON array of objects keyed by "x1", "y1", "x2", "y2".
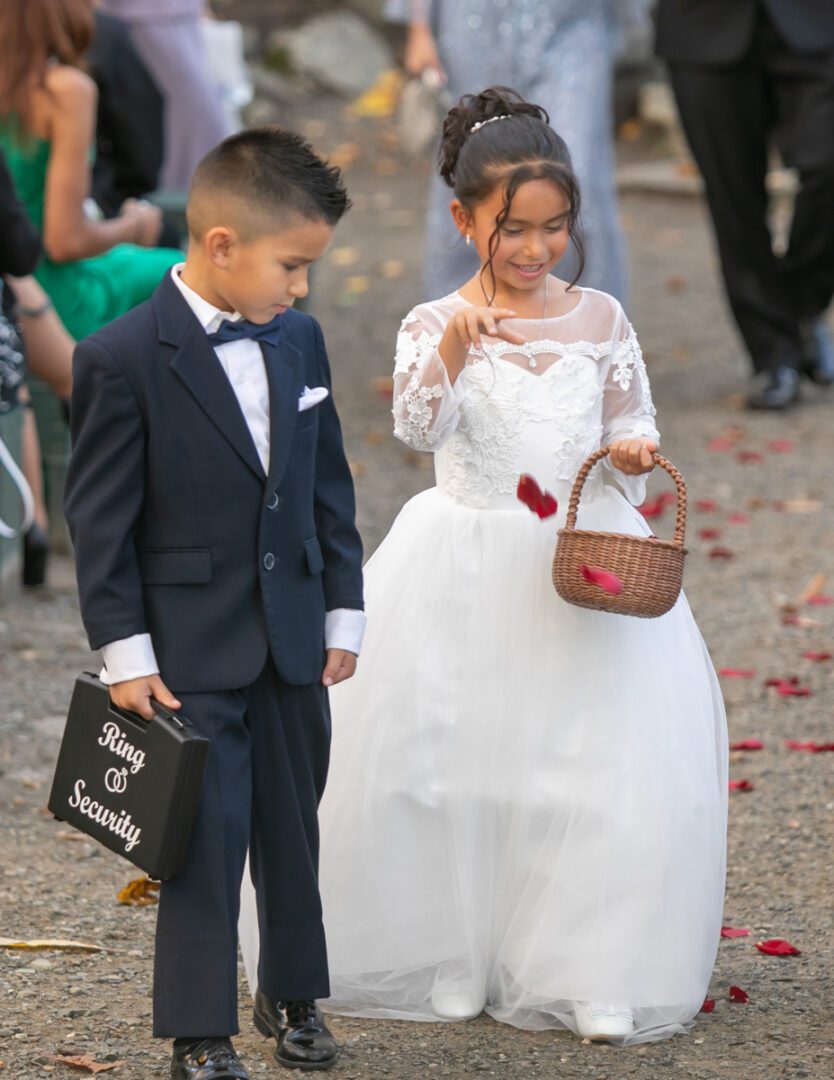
[{"x1": 248, "y1": 667, "x2": 332, "y2": 1002}]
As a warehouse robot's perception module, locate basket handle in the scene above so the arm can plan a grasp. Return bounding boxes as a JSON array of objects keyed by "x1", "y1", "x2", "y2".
[{"x1": 564, "y1": 447, "x2": 687, "y2": 547}]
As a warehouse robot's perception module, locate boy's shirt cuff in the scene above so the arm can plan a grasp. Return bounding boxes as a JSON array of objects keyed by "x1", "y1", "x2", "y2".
[
  {"x1": 99, "y1": 634, "x2": 159, "y2": 686},
  {"x1": 325, "y1": 609, "x2": 366, "y2": 656}
]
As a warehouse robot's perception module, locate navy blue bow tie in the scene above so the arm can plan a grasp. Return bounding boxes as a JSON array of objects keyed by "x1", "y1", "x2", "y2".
[{"x1": 207, "y1": 314, "x2": 283, "y2": 347}]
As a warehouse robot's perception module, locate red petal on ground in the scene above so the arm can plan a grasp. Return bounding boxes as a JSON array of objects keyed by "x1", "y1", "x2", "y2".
[
  {"x1": 701, "y1": 998, "x2": 716, "y2": 1013},
  {"x1": 729, "y1": 779, "x2": 754, "y2": 791},
  {"x1": 709, "y1": 546, "x2": 735, "y2": 559},
  {"x1": 579, "y1": 565, "x2": 624, "y2": 595},
  {"x1": 767, "y1": 439, "x2": 795, "y2": 453},
  {"x1": 755, "y1": 939, "x2": 801, "y2": 957},
  {"x1": 709, "y1": 437, "x2": 736, "y2": 452},
  {"x1": 778, "y1": 683, "x2": 811, "y2": 697},
  {"x1": 719, "y1": 668, "x2": 756, "y2": 678},
  {"x1": 784, "y1": 739, "x2": 834, "y2": 753},
  {"x1": 729, "y1": 985, "x2": 750, "y2": 1003},
  {"x1": 516, "y1": 474, "x2": 558, "y2": 520},
  {"x1": 638, "y1": 498, "x2": 665, "y2": 519},
  {"x1": 721, "y1": 927, "x2": 751, "y2": 938},
  {"x1": 782, "y1": 613, "x2": 800, "y2": 626},
  {"x1": 698, "y1": 528, "x2": 723, "y2": 541},
  {"x1": 728, "y1": 512, "x2": 750, "y2": 524},
  {"x1": 807, "y1": 594, "x2": 834, "y2": 606},
  {"x1": 803, "y1": 651, "x2": 833, "y2": 662},
  {"x1": 772, "y1": 500, "x2": 786, "y2": 512},
  {"x1": 736, "y1": 450, "x2": 764, "y2": 463},
  {"x1": 659, "y1": 491, "x2": 678, "y2": 507},
  {"x1": 729, "y1": 739, "x2": 764, "y2": 751},
  {"x1": 696, "y1": 499, "x2": 718, "y2": 512}
]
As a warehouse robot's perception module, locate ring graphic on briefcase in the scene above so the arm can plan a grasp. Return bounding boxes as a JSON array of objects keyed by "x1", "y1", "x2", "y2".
[{"x1": 48, "y1": 673, "x2": 210, "y2": 881}]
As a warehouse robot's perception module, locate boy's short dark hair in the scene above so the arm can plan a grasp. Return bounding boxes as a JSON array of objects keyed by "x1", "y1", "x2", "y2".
[{"x1": 187, "y1": 127, "x2": 350, "y2": 239}]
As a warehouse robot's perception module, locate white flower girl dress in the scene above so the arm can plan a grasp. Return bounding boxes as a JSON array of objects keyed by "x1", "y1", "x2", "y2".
[{"x1": 239, "y1": 286, "x2": 728, "y2": 1046}]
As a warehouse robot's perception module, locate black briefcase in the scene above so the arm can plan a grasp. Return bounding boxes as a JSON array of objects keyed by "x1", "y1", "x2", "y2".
[{"x1": 48, "y1": 673, "x2": 209, "y2": 880}]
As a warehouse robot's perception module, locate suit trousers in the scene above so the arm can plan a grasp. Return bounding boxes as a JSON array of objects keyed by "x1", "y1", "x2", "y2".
[
  {"x1": 668, "y1": 12, "x2": 834, "y2": 373},
  {"x1": 152, "y1": 659, "x2": 331, "y2": 1037}
]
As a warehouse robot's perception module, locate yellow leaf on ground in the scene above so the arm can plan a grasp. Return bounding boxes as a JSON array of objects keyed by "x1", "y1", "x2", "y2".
[
  {"x1": 0, "y1": 938, "x2": 104, "y2": 952},
  {"x1": 348, "y1": 460, "x2": 367, "y2": 478},
  {"x1": 117, "y1": 876, "x2": 160, "y2": 906},
  {"x1": 381, "y1": 259, "x2": 405, "y2": 279},
  {"x1": 349, "y1": 69, "x2": 405, "y2": 118},
  {"x1": 330, "y1": 247, "x2": 360, "y2": 268},
  {"x1": 344, "y1": 275, "x2": 370, "y2": 295},
  {"x1": 328, "y1": 142, "x2": 360, "y2": 170},
  {"x1": 49, "y1": 1055, "x2": 124, "y2": 1074}
]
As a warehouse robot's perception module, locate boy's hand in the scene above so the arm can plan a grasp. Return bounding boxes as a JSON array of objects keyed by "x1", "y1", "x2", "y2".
[
  {"x1": 109, "y1": 675, "x2": 182, "y2": 721},
  {"x1": 608, "y1": 438, "x2": 657, "y2": 476},
  {"x1": 322, "y1": 649, "x2": 357, "y2": 688}
]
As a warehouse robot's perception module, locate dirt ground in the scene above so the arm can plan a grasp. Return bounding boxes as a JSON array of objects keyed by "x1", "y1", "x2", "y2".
[{"x1": 1, "y1": 101, "x2": 833, "y2": 1080}]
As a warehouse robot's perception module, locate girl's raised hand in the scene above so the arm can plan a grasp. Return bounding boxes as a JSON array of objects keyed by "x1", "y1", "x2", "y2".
[
  {"x1": 608, "y1": 438, "x2": 657, "y2": 475},
  {"x1": 449, "y1": 306, "x2": 528, "y2": 351}
]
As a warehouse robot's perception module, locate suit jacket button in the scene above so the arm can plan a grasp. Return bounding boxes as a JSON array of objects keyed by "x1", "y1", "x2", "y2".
[
  {"x1": 263, "y1": 552, "x2": 276, "y2": 571},
  {"x1": 266, "y1": 492, "x2": 280, "y2": 511}
]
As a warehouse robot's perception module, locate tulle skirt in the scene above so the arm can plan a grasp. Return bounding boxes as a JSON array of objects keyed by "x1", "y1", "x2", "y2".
[{"x1": 240, "y1": 483, "x2": 728, "y2": 1045}]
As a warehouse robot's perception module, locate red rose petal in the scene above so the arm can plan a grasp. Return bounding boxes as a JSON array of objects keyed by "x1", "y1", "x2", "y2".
[
  {"x1": 784, "y1": 739, "x2": 834, "y2": 753},
  {"x1": 727, "y1": 512, "x2": 750, "y2": 524},
  {"x1": 701, "y1": 997, "x2": 716, "y2": 1013},
  {"x1": 638, "y1": 498, "x2": 665, "y2": 519},
  {"x1": 709, "y1": 546, "x2": 735, "y2": 559},
  {"x1": 729, "y1": 779, "x2": 754, "y2": 791},
  {"x1": 767, "y1": 439, "x2": 795, "y2": 453},
  {"x1": 698, "y1": 528, "x2": 723, "y2": 541},
  {"x1": 579, "y1": 565, "x2": 624, "y2": 595},
  {"x1": 803, "y1": 651, "x2": 833, "y2": 662},
  {"x1": 755, "y1": 939, "x2": 801, "y2": 957},
  {"x1": 729, "y1": 739, "x2": 764, "y2": 751},
  {"x1": 696, "y1": 499, "x2": 718, "y2": 512},
  {"x1": 721, "y1": 927, "x2": 751, "y2": 938},
  {"x1": 709, "y1": 437, "x2": 736, "y2": 453},
  {"x1": 729, "y1": 985, "x2": 750, "y2": 1004},
  {"x1": 719, "y1": 668, "x2": 756, "y2": 678},
  {"x1": 736, "y1": 450, "x2": 763, "y2": 464},
  {"x1": 807, "y1": 594, "x2": 834, "y2": 606},
  {"x1": 516, "y1": 474, "x2": 558, "y2": 520}
]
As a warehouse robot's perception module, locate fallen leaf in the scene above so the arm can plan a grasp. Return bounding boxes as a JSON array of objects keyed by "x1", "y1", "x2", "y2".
[
  {"x1": 665, "y1": 275, "x2": 687, "y2": 293},
  {"x1": 803, "y1": 650, "x2": 832, "y2": 662},
  {"x1": 579, "y1": 565, "x2": 623, "y2": 595},
  {"x1": 516, "y1": 474, "x2": 558, "y2": 520},
  {"x1": 784, "y1": 739, "x2": 834, "y2": 753},
  {"x1": 381, "y1": 259, "x2": 405, "y2": 279},
  {"x1": 328, "y1": 142, "x2": 360, "y2": 170},
  {"x1": 363, "y1": 429, "x2": 387, "y2": 446},
  {"x1": 701, "y1": 998, "x2": 716, "y2": 1013},
  {"x1": 348, "y1": 69, "x2": 404, "y2": 119},
  {"x1": 698, "y1": 528, "x2": 722, "y2": 541},
  {"x1": 0, "y1": 938, "x2": 104, "y2": 952},
  {"x1": 619, "y1": 119, "x2": 643, "y2": 142},
  {"x1": 348, "y1": 460, "x2": 367, "y2": 478},
  {"x1": 782, "y1": 499, "x2": 821, "y2": 514},
  {"x1": 767, "y1": 439, "x2": 795, "y2": 453},
  {"x1": 344, "y1": 275, "x2": 370, "y2": 295},
  {"x1": 695, "y1": 499, "x2": 718, "y2": 512},
  {"x1": 729, "y1": 739, "x2": 764, "y2": 751},
  {"x1": 729, "y1": 985, "x2": 750, "y2": 1004},
  {"x1": 708, "y1": 546, "x2": 735, "y2": 559},
  {"x1": 368, "y1": 375, "x2": 394, "y2": 402},
  {"x1": 329, "y1": 246, "x2": 360, "y2": 268},
  {"x1": 755, "y1": 939, "x2": 801, "y2": 957},
  {"x1": 48, "y1": 1055, "x2": 124, "y2": 1074},
  {"x1": 721, "y1": 927, "x2": 751, "y2": 938},
  {"x1": 719, "y1": 668, "x2": 755, "y2": 679},
  {"x1": 117, "y1": 876, "x2": 159, "y2": 907},
  {"x1": 729, "y1": 779, "x2": 754, "y2": 791}
]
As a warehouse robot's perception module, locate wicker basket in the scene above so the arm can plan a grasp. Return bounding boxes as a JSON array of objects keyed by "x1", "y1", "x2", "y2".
[{"x1": 552, "y1": 448, "x2": 688, "y2": 618}]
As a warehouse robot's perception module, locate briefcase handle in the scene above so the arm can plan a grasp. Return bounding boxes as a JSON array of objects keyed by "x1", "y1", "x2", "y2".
[{"x1": 106, "y1": 695, "x2": 189, "y2": 733}]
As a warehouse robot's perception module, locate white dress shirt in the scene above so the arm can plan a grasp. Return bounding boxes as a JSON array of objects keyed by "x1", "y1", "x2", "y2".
[{"x1": 99, "y1": 265, "x2": 366, "y2": 685}]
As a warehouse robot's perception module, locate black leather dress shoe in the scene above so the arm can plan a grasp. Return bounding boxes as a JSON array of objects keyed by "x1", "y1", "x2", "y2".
[
  {"x1": 253, "y1": 989, "x2": 339, "y2": 1071},
  {"x1": 170, "y1": 1038, "x2": 249, "y2": 1080},
  {"x1": 746, "y1": 366, "x2": 800, "y2": 410},
  {"x1": 800, "y1": 320, "x2": 834, "y2": 386}
]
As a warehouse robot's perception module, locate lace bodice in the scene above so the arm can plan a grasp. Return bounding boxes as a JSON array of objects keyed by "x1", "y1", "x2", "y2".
[{"x1": 392, "y1": 287, "x2": 659, "y2": 509}]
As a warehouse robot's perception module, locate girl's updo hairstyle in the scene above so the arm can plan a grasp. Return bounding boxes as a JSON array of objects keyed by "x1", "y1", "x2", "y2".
[{"x1": 438, "y1": 86, "x2": 584, "y2": 301}]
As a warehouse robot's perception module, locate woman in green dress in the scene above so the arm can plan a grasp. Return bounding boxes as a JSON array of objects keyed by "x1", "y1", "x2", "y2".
[{"x1": 0, "y1": 0, "x2": 181, "y2": 341}]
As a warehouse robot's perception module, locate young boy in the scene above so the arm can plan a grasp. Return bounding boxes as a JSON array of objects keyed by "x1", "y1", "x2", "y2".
[{"x1": 64, "y1": 128, "x2": 365, "y2": 1079}]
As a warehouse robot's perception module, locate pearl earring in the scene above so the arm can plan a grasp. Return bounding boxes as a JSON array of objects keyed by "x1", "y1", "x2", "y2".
[{"x1": 465, "y1": 234, "x2": 472, "y2": 246}]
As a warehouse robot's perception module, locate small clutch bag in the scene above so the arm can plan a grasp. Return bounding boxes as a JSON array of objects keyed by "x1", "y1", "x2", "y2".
[
  {"x1": 48, "y1": 673, "x2": 209, "y2": 880},
  {"x1": 552, "y1": 447, "x2": 688, "y2": 618}
]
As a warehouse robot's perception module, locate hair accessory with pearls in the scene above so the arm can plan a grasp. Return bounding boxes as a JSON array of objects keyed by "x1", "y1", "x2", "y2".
[{"x1": 469, "y1": 114, "x2": 511, "y2": 134}]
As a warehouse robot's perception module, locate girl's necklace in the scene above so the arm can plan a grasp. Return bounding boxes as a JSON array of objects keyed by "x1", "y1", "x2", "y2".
[{"x1": 521, "y1": 275, "x2": 549, "y2": 370}]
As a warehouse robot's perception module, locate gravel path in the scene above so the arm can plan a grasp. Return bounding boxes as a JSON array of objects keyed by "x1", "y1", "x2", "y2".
[{"x1": 1, "y1": 104, "x2": 832, "y2": 1080}]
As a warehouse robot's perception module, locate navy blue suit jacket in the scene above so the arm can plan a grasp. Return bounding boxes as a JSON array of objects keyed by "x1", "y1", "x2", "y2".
[{"x1": 64, "y1": 273, "x2": 364, "y2": 691}]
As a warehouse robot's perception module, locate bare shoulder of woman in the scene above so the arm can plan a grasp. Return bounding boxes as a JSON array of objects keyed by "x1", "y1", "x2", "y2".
[{"x1": 42, "y1": 64, "x2": 96, "y2": 116}]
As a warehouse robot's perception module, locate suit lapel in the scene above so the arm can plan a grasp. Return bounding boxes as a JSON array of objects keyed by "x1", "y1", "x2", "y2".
[
  {"x1": 154, "y1": 278, "x2": 266, "y2": 481},
  {"x1": 263, "y1": 332, "x2": 304, "y2": 492}
]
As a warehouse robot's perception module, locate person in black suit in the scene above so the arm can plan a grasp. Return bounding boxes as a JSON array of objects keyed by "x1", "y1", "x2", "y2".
[
  {"x1": 64, "y1": 129, "x2": 365, "y2": 1079},
  {"x1": 656, "y1": 0, "x2": 834, "y2": 409}
]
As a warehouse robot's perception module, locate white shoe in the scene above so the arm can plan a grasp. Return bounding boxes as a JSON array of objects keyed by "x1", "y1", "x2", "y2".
[
  {"x1": 430, "y1": 986, "x2": 486, "y2": 1021},
  {"x1": 573, "y1": 1001, "x2": 635, "y2": 1041}
]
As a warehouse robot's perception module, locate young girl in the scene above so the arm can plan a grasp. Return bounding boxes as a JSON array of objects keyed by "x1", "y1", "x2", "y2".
[{"x1": 240, "y1": 87, "x2": 728, "y2": 1047}]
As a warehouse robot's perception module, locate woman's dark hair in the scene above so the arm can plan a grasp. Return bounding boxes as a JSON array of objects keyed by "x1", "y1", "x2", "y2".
[{"x1": 438, "y1": 87, "x2": 584, "y2": 301}]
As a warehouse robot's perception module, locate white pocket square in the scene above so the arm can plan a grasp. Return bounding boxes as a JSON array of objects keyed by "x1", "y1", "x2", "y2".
[{"x1": 298, "y1": 386, "x2": 329, "y2": 412}]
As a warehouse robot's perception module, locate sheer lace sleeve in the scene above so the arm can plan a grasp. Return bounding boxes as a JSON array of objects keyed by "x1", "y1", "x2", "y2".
[
  {"x1": 392, "y1": 307, "x2": 467, "y2": 452},
  {"x1": 601, "y1": 314, "x2": 660, "y2": 505}
]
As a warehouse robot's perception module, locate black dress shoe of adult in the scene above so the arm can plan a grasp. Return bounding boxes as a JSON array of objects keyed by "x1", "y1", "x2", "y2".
[
  {"x1": 170, "y1": 1037, "x2": 249, "y2": 1080},
  {"x1": 800, "y1": 320, "x2": 834, "y2": 386},
  {"x1": 253, "y1": 990, "x2": 339, "y2": 1071},
  {"x1": 746, "y1": 366, "x2": 800, "y2": 410}
]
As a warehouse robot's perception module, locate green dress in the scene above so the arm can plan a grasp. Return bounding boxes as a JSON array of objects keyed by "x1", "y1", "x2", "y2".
[{"x1": 0, "y1": 123, "x2": 181, "y2": 340}]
